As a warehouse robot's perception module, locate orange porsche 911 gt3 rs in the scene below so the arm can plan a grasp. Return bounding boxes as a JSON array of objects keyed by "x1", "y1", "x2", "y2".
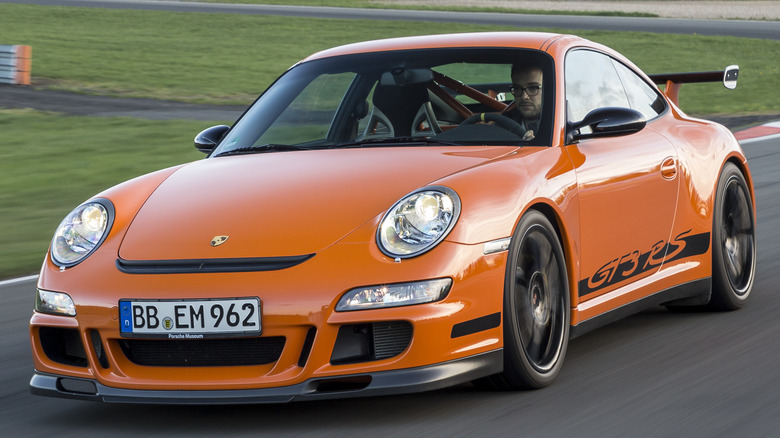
[{"x1": 30, "y1": 32, "x2": 755, "y2": 403}]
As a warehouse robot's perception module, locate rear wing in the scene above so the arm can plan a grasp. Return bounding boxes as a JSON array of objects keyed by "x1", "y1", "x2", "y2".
[{"x1": 649, "y1": 65, "x2": 739, "y2": 106}]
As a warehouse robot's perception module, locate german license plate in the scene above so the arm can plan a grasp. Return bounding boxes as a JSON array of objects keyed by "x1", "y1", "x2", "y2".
[{"x1": 119, "y1": 297, "x2": 261, "y2": 338}]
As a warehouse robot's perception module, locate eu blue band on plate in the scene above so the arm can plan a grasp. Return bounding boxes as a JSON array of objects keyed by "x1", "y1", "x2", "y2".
[{"x1": 119, "y1": 300, "x2": 133, "y2": 333}]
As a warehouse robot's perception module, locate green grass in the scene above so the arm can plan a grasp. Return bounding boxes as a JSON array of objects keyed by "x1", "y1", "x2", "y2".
[
  {"x1": 204, "y1": 0, "x2": 659, "y2": 17},
  {"x1": 0, "y1": 4, "x2": 778, "y2": 278},
  {"x1": 1, "y1": 4, "x2": 777, "y2": 114},
  {"x1": 0, "y1": 110, "x2": 208, "y2": 279}
]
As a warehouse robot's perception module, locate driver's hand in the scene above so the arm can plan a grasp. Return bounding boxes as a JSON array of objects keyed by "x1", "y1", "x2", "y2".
[{"x1": 523, "y1": 130, "x2": 535, "y2": 141}]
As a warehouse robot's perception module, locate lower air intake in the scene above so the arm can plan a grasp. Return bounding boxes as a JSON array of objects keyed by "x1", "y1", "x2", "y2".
[
  {"x1": 119, "y1": 337, "x2": 285, "y2": 367},
  {"x1": 330, "y1": 321, "x2": 413, "y2": 364},
  {"x1": 39, "y1": 327, "x2": 88, "y2": 368},
  {"x1": 373, "y1": 321, "x2": 413, "y2": 360}
]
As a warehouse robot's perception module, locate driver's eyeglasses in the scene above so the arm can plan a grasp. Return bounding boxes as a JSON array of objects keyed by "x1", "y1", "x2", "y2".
[{"x1": 509, "y1": 84, "x2": 542, "y2": 96}]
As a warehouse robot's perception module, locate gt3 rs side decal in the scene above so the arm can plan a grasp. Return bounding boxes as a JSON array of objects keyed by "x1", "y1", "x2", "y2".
[{"x1": 578, "y1": 230, "x2": 710, "y2": 298}]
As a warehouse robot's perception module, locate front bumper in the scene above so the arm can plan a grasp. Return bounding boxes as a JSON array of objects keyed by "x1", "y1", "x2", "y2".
[{"x1": 30, "y1": 349, "x2": 502, "y2": 404}]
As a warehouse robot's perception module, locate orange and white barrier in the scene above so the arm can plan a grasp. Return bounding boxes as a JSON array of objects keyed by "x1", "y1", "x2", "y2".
[{"x1": 0, "y1": 45, "x2": 31, "y2": 85}]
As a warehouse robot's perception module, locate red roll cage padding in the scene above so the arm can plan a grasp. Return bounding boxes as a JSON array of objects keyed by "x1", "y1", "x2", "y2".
[{"x1": 428, "y1": 71, "x2": 508, "y2": 119}]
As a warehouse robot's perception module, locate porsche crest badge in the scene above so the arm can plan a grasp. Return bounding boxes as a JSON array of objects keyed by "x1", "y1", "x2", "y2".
[{"x1": 210, "y1": 235, "x2": 229, "y2": 247}]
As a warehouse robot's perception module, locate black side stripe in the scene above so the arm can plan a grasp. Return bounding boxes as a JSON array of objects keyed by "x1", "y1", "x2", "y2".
[
  {"x1": 578, "y1": 231, "x2": 710, "y2": 297},
  {"x1": 451, "y1": 312, "x2": 501, "y2": 338}
]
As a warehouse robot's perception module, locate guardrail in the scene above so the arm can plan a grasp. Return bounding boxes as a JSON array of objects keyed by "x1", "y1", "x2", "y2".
[{"x1": 0, "y1": 45, "x2": 31, "y2": 85}]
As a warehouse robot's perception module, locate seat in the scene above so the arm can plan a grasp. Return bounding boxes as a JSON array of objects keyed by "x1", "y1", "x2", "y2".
[{"x1": 365, "y1": 83, "x2": 440, "y2": 138}]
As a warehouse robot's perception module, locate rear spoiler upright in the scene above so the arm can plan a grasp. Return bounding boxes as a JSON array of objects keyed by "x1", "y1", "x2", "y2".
[{"x1": 649, "y1": 65, "x2": 739, "y2": 106}]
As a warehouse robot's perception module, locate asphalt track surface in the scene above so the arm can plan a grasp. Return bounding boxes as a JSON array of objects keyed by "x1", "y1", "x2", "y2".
[
  {"x1": 2, "y1": 134, "x2": 779, "y2": 436},
  {"x1": 2, "y1": 0, "x2": 779, "y2": 40}
]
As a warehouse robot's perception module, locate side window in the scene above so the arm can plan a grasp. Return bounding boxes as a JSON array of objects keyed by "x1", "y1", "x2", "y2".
[
  {"x1": 612, "y1": 60, "x2": 666, "y2": 120},
  {"x1": 565, "y1": 50, "x2": 630, "y2": 122}
]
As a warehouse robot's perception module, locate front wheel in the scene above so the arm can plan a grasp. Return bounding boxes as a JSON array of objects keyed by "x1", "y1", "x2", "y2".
[
  {"x1": 478, "y1": 211, "x2": 570, "y2": 390},
  {"x1": 710, "y1": 163, "x2": 756, "y2": 310}
]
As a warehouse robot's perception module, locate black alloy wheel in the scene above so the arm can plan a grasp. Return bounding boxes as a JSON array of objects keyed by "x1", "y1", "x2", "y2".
[
  {"x1": 710, "y1": 162, "x2": 756, "y2": 310},
  {"x1": 476, "y1": 210, "x2": 569, "y2": 390}
]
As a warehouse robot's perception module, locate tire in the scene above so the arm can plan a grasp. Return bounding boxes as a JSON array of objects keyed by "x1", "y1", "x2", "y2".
[
  {"x1": 710, "y1": 163, "x2": 756, "y2": 310},
  {"x1": 477, "y1": 210, "x2": 570, "y2": 390}
]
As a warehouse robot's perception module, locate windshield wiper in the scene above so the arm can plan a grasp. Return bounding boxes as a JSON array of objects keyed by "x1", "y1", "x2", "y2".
[
  {"x1": 335, "y1": 137, "x2": 462, "y2": 148},
  {"x1": 215, "y1": 138, "x2": 462, "y2": 157},
  {"x1": 214, "y1": 144, "x2": 309, "y2": 157}
]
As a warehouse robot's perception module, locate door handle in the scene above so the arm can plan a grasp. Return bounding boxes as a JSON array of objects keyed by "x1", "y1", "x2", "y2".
[{"x1": 661, "y1": 156, "x2": 677, "y2": 179}]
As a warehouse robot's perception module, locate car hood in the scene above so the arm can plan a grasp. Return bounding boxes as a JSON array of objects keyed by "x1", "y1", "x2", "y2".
[{"x1": 118, "y1": 146, "x2": 514, "y2": 260}]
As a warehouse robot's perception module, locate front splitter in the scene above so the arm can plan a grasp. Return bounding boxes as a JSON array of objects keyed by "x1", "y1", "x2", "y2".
[{"x1": 30, "y1": 349, "x2": 503, "y2": 404}]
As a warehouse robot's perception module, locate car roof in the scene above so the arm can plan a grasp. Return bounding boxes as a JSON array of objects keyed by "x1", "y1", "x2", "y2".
[{"x1": 302, "y1": 32, "x2": 583, "y2": 61}]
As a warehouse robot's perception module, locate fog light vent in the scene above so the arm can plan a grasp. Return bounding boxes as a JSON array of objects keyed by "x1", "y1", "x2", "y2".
[
  {"x1": 39, "y1": 327, "x2": 87, "y2": 368},
  {"x1": 330, "y1": 321, "x2": 412, "y2": 364},
  {"x1": 373, "y1": 321, "x2": 413, "y2": 360}
]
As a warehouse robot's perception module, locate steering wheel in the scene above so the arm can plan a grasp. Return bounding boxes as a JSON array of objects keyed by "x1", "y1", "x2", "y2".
[{"x1": 460, "y1": 113, "x2": 526, "y2": 137}]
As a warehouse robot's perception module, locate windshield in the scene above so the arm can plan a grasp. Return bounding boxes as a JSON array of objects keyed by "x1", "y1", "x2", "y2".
[{"x1": 214, "y1": 48, "x2": 554, "y2": 156}]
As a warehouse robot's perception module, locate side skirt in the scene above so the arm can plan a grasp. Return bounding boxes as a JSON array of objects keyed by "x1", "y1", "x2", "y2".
[{"x1": 569, "y1": 277, "x2": 711, "y2": 339}]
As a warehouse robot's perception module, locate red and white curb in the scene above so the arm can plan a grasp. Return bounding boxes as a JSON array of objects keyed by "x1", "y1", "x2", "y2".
[{"x1": 736, "y1": 121, "x2": 780, "y2": 144}]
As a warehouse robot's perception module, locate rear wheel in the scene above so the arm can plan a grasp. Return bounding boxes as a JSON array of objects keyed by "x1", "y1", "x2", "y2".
[
  {"x1": 477, "y1": 210, "x2": 569, "y2": 390},
  {"x1": 710, "y1": 163, "x2": 755, "y2": 310}
]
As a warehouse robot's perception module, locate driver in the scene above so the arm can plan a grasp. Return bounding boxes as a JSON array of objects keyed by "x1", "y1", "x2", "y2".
[{"x1": 505, "y1": 63, "x2": 543, "y2": 141}]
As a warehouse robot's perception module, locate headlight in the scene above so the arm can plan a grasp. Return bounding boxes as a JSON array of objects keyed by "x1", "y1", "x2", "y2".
[
  {"x1": 51, "y1": 199, "x2": 114, "y2": 267},
  {"x1": 377, "y1": 186, "x2": 461, "y2": 258},
  {"x1": 336, "y1": 278, "x2": 452, "y2": 311},
  {"x1": 35, "y1": 289, "x2": 76, "y2": 316}
]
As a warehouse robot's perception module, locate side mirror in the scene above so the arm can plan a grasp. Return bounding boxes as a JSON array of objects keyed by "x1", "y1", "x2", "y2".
[
  {"x1": 568, "y1": 107, "x2": 646, "y2": 143},
  {"x1": 194, "y1": 125, "x2": 230, "y2": 154},
  {"x1": 723, "y1": 65, "x2": 739, "y2": 90}
]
